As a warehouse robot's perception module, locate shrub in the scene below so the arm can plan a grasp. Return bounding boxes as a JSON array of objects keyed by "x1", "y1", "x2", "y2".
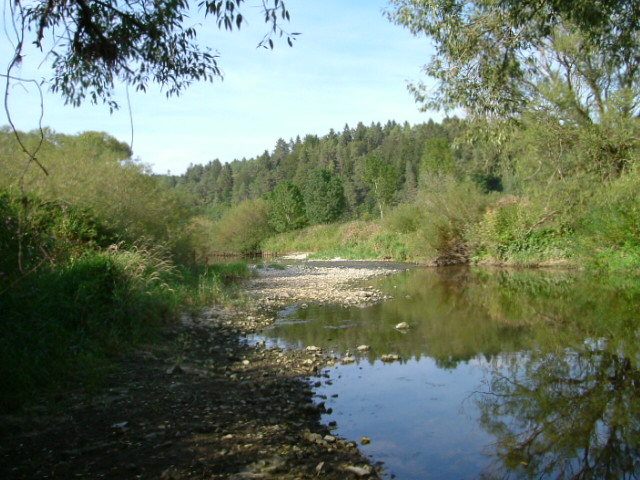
[
  {"x1": 0, "y1": 246, "x2": 179, "y2": 411},
  {"x1": 577, "y1": 167, "x2": 640, "y2": 271},
  {"x1": 470, "y1": 193, "x2": 574, "y2": 264},
  {"x1": 0, "y1": 188, "x2": 111, "y2": 285},
  {"x1": 212, "y1": 199, "x2": 272, "y2": 254},
  {"x1": 384, "y1": 203, "x2": 425, "y2": 234},
  {"x1": 414, "y1": 175, "x2": 492, "y2": 264}
]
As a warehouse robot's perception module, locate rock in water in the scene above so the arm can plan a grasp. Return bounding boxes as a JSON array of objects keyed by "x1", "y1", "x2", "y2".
[
  {"x1": 343, "y1": 464, "x2": 373, "y2": 477},
  {"x1": 341, "y1": 355, "x2": 356, "y2": 365},
  {"x1": 380, "y1": 354, "x2": 400, "y2": 363}
]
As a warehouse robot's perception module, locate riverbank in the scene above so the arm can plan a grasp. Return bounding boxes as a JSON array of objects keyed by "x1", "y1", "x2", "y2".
[{"x1": 0, "y1": 261, "x2": 405, "y2": 479}]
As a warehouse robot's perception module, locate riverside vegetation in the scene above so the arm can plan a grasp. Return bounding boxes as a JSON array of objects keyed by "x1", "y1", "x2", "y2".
[
  {"x1": 2, "y1": 104, "x2": 639, "y2": 412},
  {"x1": 3, "y1": 1, "x2": 640, "y2": 477},
  {"x1": 3, "y1": 89, "x2": 640, "y2": 405}
]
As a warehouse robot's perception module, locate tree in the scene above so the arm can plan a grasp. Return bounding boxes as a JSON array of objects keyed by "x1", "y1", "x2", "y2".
[
  {"x1": 362, "y1": 155, "x2": 399, "y2": 219},
  {"x1": 266, "y1": 181, "x2": 307, "y2": 233},
  {"x1": 304, "y1": 168, "x2": 346, "y2": 225},
  {"x1": 216, "y1": 163, "x2": 234, "y2": 206},
  {"x1": 9, "y1": 0, "x2": 296, "y2": 110},
  {"x1": 387, "y1": 0, "x2": 640, "y2": 123},
  {"x1": 421, "y1": 137, "x2": 457, "y2": 177}
]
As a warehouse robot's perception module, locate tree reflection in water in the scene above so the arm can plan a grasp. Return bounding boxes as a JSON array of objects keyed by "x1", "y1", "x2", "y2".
[
  {"x1": 477, "y1": 346, "x2": 640, "y2": 479},
  {"x1": 257, "y1": 266, "x2": 640, "y2": 478}
]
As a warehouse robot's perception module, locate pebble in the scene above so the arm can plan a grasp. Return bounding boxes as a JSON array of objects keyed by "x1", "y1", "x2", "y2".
[
  {"x1": 341, "y1": 355, "x2": 356, "y2": 365},
  {"x1": 380, "y1": 354, "x2": 400, "y2": 363},
  {"x1": 343, "y1": 465, "x2": 373, "y2": 477}
]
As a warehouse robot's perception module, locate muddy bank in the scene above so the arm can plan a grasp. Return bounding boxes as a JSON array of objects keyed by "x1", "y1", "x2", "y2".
[{"x1": 0, "y1": 262, "x2": 406, "y2": 479}]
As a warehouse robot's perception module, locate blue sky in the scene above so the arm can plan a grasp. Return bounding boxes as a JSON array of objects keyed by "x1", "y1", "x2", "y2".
[{"x1": 2, "y1": 0, "x2": 437, "y2": 174}]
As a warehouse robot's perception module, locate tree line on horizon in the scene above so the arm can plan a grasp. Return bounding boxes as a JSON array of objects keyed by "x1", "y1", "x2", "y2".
[{"x1": 164, "y1": 117, "x2": 499, "y2": 227}]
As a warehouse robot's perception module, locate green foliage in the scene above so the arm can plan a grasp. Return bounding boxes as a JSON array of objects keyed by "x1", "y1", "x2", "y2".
[
  {"x1": 0, "y1": 182, "x2": 253, "y2": 411},
  {"x1": 212, "y1": 199, "x2": 272, "y2": 254},
  {"x1": 469, "y1": 195, "x2": 572, "y2": 265},
  {"x1": 577, "y1": 167, "x2": 640, "y2": 271},
  {"x1": 0, "y1": 246, "x2": 176, "y2": 411},
  {"x1": 266, "y1": 181, "x2": 307, "y2": 233},
  {"x1": 304, "y1": 168, "x2": 346, "y2": 225},
  {"x1": 15, "y1": 1, "x2": 295, "y2": 109},
  {"x1": 263, "y1": 221, "x2": 410, "y2": 261},
  {"x1": 387, "y1": 0, "x2": 640, "y2": 123},
  {"x1": 421, "y1": 137, "x2": 457, "y2": 176},
  {"x1": 171, "y1": 120, "x2": 468, "y2": 223},
  {"x1": 0, "y1": 188, "x2": 109, "y2": 282},
  {"x1": 384, "y1": 203, "x2": 425, "y2": 234},
  {"x1": 380, "y1": 1, "x2": 640, "y2": 270},
  {"x1": 414, "y1": 176, "x2": 492, "y2": 264},
  {"x1": 175, "y1": 262, "x2": 253, "y2": 312},
  {"x1": 0, "y1": 129, "x2": 196, "y2": 256},
  {"x1": 362, "y1": 155, "x2": 399, "y2": 219}
]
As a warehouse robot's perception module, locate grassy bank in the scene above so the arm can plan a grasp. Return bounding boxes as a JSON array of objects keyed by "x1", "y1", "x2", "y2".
[
  {"x1": 262, "y1": 221, "x2": 415, "y2": 262},
  {"x1": 0, "y1": 189, "x2": 251, "y2": 411},
  {"x1": 260, "y1": 171, "x2": 640, "y2": 272}
]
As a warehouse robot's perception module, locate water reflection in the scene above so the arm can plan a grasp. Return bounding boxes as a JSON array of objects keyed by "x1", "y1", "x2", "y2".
[
  {"x1": 256, "y1": 267, "x2": 640, "y2": 479},
  {"x1": 478, "y1": 348, "x2": 640, "y2": 479}
]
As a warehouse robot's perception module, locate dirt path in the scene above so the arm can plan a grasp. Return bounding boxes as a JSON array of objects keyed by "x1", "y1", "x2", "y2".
[{"x1": 0, "y1": 261, "x2": 406, "y2": 479}]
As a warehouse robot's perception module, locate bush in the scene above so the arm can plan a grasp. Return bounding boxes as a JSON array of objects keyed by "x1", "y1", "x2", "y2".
[
  {"x1": 414, "y1": 175, "x2": 492, "y2": 264},
  {"x1": 577, "y1": 167, "x2": 640, "y2": 271},
  {"x1": 212, "y1": 199, "x2": 272, "y2": 254},
  {"x1": 0, "y1": 247, "x2": 179, "y2": 411},
  {"x1": 0, "y1": 130, "x2": 196, "y2": 257},
  {"x1": 384, "y1": 203, "x2": 425, "y2": 234},
  {"x1": 469, "y1": 195, "x2": 572, "y2": 264}
]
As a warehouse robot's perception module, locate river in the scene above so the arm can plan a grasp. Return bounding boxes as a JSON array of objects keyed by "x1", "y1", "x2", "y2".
[{"x1": 254, "y1": 266, "x2": 640, "y2": 479}]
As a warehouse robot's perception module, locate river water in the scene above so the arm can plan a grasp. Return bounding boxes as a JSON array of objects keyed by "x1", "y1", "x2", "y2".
[{"x1": 255, "y1": 267, "x2": 640, "y2": 479}]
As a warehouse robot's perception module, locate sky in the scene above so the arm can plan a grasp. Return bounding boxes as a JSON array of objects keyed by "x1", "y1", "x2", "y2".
[{"x1": 1, "y1": 0, "x2": 438, "y2": 174}]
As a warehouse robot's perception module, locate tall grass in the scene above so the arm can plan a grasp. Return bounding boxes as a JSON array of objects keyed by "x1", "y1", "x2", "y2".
[
  {"x1": 0, "y1": 188, "x2": 252, "y2": 411},
  {"x1": 1, "y1": 248, "x2": 174, "y2": 410},
  {"x1": 262, "y1": 221, "x2": 411, "y2": 261},
  {"x1": 1, "y1": 249, "x2": 252, "y2": 411}
]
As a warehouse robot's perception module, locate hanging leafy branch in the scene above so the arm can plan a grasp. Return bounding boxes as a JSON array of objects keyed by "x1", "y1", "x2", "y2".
[
  {"x1": 386, "y1": 0, "x2": 640, "y2": 123},
  {"x1": 12, "y1": 0, "x2": 297, "y2": 111}
]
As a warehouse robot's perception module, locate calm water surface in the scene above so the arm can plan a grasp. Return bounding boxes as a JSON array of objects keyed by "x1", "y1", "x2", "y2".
[{"x1": 255, "y1": 267, "x2": 640, "y2": 479}]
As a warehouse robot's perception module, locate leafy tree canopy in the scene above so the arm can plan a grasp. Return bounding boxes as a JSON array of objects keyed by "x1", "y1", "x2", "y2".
[
  {"x1": 304, "y1": 168, "x2": 346, "y2": 225},
  {"x1": 10, "y1": 0, "x2": 296, "y2": 110},
  {"x1": 421, "y1": 137, "x2": 456, "y2": 176},
  {"x1": 362, "y1": 155, "x2": 399, "y2": 219},
  {"x1": 266, "y1": 181, "x2": 307, "y2": 233},
  {"x1": 387, "y1": 0, "x2": 640, "y2": 123}
]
